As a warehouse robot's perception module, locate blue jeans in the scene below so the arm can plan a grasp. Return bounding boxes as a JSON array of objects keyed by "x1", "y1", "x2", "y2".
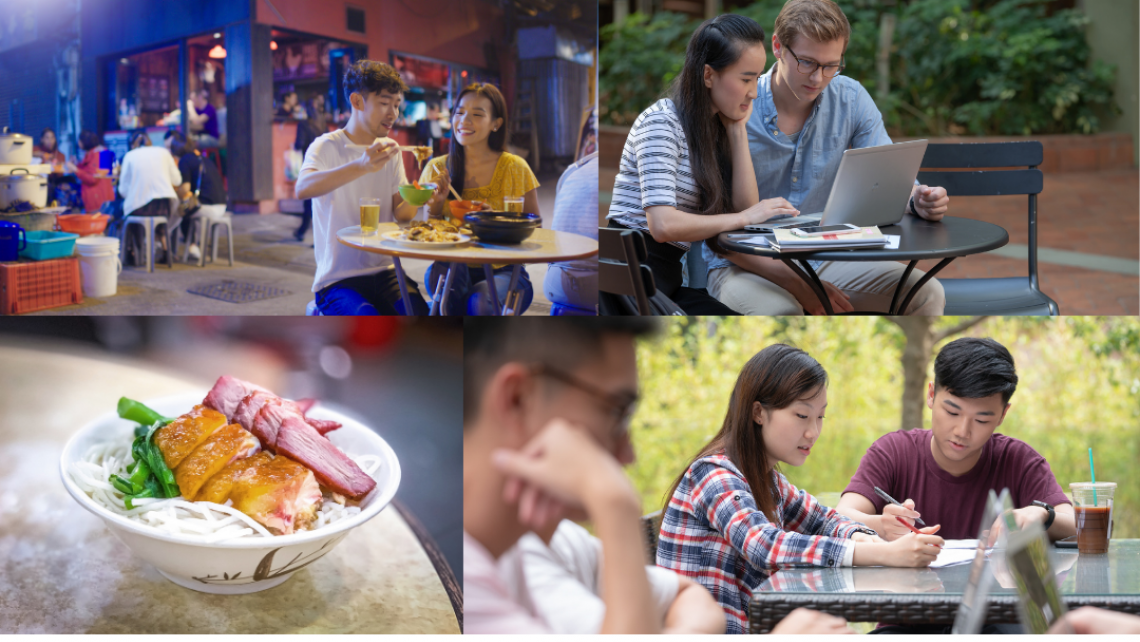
[
  {"x1": 426, "y1": 262, "x2": 533, "y2": 315},
  {"x1": 316, "y1": 269, "x2": 429, "y2": 316}
]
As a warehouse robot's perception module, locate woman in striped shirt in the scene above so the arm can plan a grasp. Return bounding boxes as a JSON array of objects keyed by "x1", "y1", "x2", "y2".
[
  {"x1": 656, "y1": 344, "x2": 945, "y2": 633},
  {"x1": 605, "y1": 14, "x2": 799, "y2": 315}
]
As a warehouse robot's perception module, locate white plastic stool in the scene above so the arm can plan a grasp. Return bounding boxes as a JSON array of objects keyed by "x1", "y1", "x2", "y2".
[
  {"x1": 207, "y1": 214, "x2": 234, "y2": 266},
  {"x1": 172, "y1": 212, "x2": 210, "y2": 267},
  {"x1": 120, "y1": 215, "x2": 171, "y2": 272}
]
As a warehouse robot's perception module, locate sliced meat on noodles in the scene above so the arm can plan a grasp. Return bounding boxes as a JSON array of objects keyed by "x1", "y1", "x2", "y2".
[
  {"x1": 153, "y1": 405, "x2": 228, "y2": 470},
  {"x1": 173, "y1": 423, "x2": 261, "y2": 501}
]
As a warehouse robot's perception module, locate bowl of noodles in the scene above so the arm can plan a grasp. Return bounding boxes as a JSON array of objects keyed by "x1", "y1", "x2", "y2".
[{"x1": 60, "y1": 391, "x2": 401, "y2": 594}]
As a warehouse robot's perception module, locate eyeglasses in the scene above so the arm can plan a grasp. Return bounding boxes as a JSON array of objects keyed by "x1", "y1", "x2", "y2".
[
  {"x1": 531, "y1": 364, "x2": 639, "y2": 439},
  {"x1": 784, "y1": 45, "x2": 845, "y2": 78}
]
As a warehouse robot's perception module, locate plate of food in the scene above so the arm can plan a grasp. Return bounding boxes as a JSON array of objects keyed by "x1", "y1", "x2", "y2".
[
  {"x1": 60, "y1": 376, "x2": 400, "y2": 594},
  {"x1": 381, "y1": 220, "x2": 470, "y2": 248}
]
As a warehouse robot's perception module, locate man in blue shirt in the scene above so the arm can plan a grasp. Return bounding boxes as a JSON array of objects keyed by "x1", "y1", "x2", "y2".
[{"x1": 704, "y1": 0, "x2": 949, "y2": 315}]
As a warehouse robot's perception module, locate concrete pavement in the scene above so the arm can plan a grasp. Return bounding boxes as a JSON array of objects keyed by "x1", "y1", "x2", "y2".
[{"x1": 29, "y1": 170, "x2": 564, "y2": 316}]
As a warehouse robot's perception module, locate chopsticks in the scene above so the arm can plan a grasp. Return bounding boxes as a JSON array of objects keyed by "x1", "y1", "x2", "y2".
[{"x1": 345, "y1": 142, "x2": 428, "y2": 152}]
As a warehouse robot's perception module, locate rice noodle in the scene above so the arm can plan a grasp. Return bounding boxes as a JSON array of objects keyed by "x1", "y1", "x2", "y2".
[{"x1": 68, "y1": 440, "x2": 380, "y2": 543}]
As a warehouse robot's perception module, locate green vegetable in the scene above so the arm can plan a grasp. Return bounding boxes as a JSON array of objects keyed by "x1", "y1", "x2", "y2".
[
  {"x1": 110, "y1": 475, "x2": 136, "y2": 495},
  {"x1": 145, "y1": 433, "x2": 179, "y2": 499},
  {"x1": 117, "y1": 397, "x2": 173, "y2": 428},
  {"x1": 127, "y1": 457, "x2": 151, "y2": 492},
  {"x1": 124, "y1": 487, "x2": 156, "y2": 510},
  {"x1": 112, "y1": 399, "x2": 181, "y2": 508}
]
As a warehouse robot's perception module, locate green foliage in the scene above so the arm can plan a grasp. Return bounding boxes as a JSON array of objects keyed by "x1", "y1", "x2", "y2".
[
  {"x1": 599, "y1": 12, "x2": 693, "y2": 126},
  {"x1": 600, "y1": 0, "x2": 1119, "y2": 136},
  {"x1": 629, "y1": 317, "x2": 1140, "y2": 540},
  {"x1": 888, "y1": 0, "x2": 1119, "y2": 135}
]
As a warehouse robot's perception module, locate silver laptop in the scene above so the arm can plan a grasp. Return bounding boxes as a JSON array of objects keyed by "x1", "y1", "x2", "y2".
[{"x1": 747, "y1": 139, "x2": 929, "y2": 231}]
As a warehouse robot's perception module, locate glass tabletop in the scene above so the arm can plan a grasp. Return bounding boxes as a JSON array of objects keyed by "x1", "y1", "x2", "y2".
[{"x1": 756, "y1": 539, "x2": 1140, "y2": 598}]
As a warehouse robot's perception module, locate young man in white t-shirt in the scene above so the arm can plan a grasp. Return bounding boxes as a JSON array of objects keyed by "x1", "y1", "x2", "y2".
[{"x1": 295, "y1": 60, "x2": 447, "y2": 315}]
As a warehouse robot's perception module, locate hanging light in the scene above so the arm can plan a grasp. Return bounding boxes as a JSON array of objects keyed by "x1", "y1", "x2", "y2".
[
  {"x1": 208, "y1": 44, "x2": 227, "y2": 59},
  {"x1": 270, "y1": 40, "x2": 278, "y2": 50}
]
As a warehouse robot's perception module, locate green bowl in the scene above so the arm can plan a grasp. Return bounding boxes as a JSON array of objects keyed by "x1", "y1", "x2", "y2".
[{"x1": 398, "y1": 183, "x2": 435, "y2": 207}]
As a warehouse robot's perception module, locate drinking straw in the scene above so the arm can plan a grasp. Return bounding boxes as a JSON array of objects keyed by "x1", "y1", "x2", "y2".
[{"x1": 1089, "y1": 448, "x2": 1098, "y2": 505}]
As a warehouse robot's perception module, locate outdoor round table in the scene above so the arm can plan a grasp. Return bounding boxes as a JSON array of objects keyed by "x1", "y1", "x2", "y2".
[
  {"x1": 0, "y1": 343, "x2": 461, "y2": 634},
  {"x1": 749, "y1": 540, "x2": 1140, "y2": 633},
  {"x1": 716, "y1": 215, "x2": 1009, "y2": 315},
  {"x1": 338, "y1": 222, "x2": 598, "y2": 315}
]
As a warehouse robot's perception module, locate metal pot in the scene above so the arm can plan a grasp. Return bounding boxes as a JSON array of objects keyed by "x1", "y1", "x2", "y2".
[
  {"x1": 0, "y1": 168, "x2": 48, "y2": 210},
  {"x1": 0, "y1": 127, "x2": 33, "y2": 166}
]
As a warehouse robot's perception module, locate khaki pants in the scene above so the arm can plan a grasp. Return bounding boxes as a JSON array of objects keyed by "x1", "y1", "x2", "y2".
[{"x1": 707, "y1": 260, "x2": 945, "y2": 316}]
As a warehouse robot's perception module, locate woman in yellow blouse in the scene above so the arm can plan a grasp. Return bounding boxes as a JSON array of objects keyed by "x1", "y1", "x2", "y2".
[{"x1": 420, "y1": 83, "x2": 540, "y2": 315}]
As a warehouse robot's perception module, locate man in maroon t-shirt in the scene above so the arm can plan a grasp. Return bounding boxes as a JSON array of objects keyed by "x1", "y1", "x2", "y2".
[{"x1": 837, "y1": 338, "x2": 1076, "y2": 543}]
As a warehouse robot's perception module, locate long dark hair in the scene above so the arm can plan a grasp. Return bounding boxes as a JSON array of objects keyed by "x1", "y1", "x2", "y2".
[
  {"x1": 39, "y1": 128, "x2": 58, "y2": 153},
  {"x1": 446, "y1": 83, "x2": 508, "y2": 195},
  {"x1": 669, "y1": 14, "x2": 765, "y2": 252},
  {"x1": 666, "y1": 344, "x2": 827, "y2": 522},
  {"x1": 79, "y1": 130, "x2": 102, "y2": 152},
  {"x1": 167, "y1": 130, "x2": 195, "y2": 160},
  {"x1": 304, "y1": 96, "x2": 328, "y2": 134}
]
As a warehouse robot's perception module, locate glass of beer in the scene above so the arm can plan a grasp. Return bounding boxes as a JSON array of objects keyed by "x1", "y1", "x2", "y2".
[
  {"x1": 359, "y1": 197, "x2": 381, "y2": 236},
  {"x1": 504, "y1": 196, "x2": 524, "y2": 214},
  {"x1": 1069, "y1": 482, "x2": 1115, "y2": 554}
]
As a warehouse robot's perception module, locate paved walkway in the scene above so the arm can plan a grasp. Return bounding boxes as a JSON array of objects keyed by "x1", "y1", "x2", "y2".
[
  {"x1": 600, "y1": 167, "x2": 1139, "y2": 315},
  {"x1": 31, "y1": 172, "x2": 564, "y2": 316}
]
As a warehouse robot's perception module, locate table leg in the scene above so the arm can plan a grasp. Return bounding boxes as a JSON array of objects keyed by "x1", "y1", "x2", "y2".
[
  {"x1": 781, "y1": 258, "x2": 833, "y2": 315},
  {"x1": 482, "y1": 264, "x2": 502, "y2": 316},
  {"x1": 434, "y1": 262, "x2": 459, "y2": 316},
  {"x1": 888, "y1": 261, "x2": 918, "y2": 315},
  {"x1": 391, "y1": 256, "x2": 415, "y2": 316},
  {"x1": 896, "y1": 257, "x2": 954, "y2": 315},
  {"x1": 502, "y1": 265, "x2": 523, "y2": 316}
]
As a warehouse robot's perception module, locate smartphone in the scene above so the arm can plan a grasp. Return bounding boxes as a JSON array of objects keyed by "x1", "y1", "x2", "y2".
[
  {"x1": 1055, "y1": 535, "x2": 1078, "y2": 549},
  {"x1": 790, "y1": 223, "x2": 860, "y2": 237}
]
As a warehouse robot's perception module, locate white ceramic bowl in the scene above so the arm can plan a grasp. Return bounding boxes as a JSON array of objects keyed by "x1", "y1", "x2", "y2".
[{"x1": 59, "y1": 391, "x2": 401, "y2": 594}]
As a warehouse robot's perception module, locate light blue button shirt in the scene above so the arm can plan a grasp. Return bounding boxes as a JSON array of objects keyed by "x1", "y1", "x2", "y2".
[{"x1": 704, "y1": 64, "x2": 895, "y2": 273}]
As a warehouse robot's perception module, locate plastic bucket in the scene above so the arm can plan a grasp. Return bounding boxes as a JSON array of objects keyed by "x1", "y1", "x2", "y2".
[{"x1": 76, "y1": 237, "x2": 122, "y2": 297}]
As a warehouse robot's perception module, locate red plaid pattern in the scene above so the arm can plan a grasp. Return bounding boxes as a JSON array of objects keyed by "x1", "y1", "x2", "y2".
[{"x1": 656, "y1": 454, "x2": 868, "y2": 633}]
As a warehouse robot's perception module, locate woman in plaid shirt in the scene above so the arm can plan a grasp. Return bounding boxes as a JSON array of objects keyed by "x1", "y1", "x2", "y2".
[{"x1": 656, "y1": 345, "x2": 945, "y2": 633}]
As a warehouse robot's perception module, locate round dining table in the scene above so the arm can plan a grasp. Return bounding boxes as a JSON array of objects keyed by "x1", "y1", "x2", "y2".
[
  {"x1": 717, "y1": 215, "x2": 1009, "y2": 315},
  {"x1": 0, "y1": 343, "x2": 461, "y2": 634},
  {"x1": 338, "y1": 222, "x2": 598, "y2": 315}
]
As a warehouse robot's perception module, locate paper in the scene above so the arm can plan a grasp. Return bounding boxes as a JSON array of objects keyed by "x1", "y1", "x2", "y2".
[
  {"x1": 733, "y1": 233, "x2": 898, "y2": 249},
  {"x1": 930, "y1": 547, "x2": 982, "y2": 568},
  {"x1": 942, "y1": 539, "x2": 981, "y2": 549}
]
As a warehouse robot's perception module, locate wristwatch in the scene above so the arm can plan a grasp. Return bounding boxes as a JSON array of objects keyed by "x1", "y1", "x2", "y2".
[
  {"x1": 907, "y1": 195, "x2": 918, "y2": 216},
  {"x1": 1032, "y1": 500, "x2": 1056, "y2": 530}
]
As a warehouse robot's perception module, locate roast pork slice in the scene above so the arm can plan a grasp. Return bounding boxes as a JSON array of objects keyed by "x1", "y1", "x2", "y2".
[
  {"x1": 306, "y1": 418, "x2": 342, "y2": 435},
  {"x1": 203, "y1": 375, "x2": 270, "y2": 419},
  {"x1": 211, "y1": 377, "x2": 342, "y2": 442},
  {"x1": 232, "y1": 390, "x2": 275, "y2": 433},
  {"x1": 276, "y1": 414, "x2": 376, "y2": 498},
  {"x1": 252, "y1": 398, "x2": 293, "y2": 450}
]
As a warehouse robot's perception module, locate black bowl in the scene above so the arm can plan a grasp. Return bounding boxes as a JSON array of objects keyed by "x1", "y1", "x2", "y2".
[{"x1": 464, "y1": 211, "x2": 540, "y2": 244}]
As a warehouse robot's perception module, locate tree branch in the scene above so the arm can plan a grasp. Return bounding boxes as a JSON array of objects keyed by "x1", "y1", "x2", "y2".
[{"x1": 934, "y1": 316, "x2": 989, "y2": 343}]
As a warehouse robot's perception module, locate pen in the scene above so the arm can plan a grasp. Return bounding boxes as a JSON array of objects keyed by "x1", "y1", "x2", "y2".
[
  {"x1": 895, "y1": 517, "x2": 941, "y2": 548},
  {"x1": 874, "y1": 486, "x2": 927, "y2": 527}
]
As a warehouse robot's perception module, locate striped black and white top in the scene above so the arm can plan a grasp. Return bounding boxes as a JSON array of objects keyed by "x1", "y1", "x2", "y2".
[{"x1": 607, "y1": 99, "x2": 701, "y2": 251}]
